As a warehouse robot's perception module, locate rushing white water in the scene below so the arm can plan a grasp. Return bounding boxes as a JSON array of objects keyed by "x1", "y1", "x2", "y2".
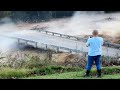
[
  {"x1": 44, "y1": 11, "x2": 120, "y2": 37},
  {"x1": 0, "y1": 11, "x2": 120, "y2": 54}
]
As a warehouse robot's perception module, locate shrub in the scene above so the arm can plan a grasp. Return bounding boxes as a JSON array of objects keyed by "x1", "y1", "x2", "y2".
[
  {"x1": 24, "y1": 55, "x2": 50, "y2": 69},
  {"x1": 0, "y1": 68, "x2": 31, "y2": 79},
  {"x1": 31, "y1": 66, "x2": 82, "y2": 75},
  {"x1": 81, "y1": 66, "x2": 120, "y2": 76}
]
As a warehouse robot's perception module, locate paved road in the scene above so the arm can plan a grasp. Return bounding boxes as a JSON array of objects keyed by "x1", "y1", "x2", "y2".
[{"x1": 0, "y1": 30, "x2": 120, "y2": 57}]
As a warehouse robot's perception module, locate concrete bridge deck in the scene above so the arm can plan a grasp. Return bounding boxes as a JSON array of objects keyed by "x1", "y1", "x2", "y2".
[{"x1": 0, "y1": 29, "x2": 120, "y2": 57}]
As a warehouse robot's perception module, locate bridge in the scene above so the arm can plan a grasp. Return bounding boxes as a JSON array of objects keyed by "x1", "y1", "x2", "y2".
[
  {"x1": 0, "y1": 28, "x2": 120, "y2": 57},
  {"x1": 31, "y1": 27, "x2": 120, "y2": 49}
]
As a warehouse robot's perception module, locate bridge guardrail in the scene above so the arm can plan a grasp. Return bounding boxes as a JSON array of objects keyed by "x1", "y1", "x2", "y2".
[
  {"x1": 31, "y1": 28, "x2": 120, "y2": 49},
  {"x1": 0, "y1": 34, "x2": 87, "y2": 55}
]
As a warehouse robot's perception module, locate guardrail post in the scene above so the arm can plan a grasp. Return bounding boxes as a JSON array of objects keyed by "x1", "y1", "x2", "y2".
[
  {"x1": 52, "y1": 33, "x2": 54, "y2": 36},
  {"x1": 76, "y1": 50, "x2": 78, "y2": 54},
  {"x1": 108, "y1": 43, "x2": 110, "y2": 47},
  {"x1": 60, "y1": 34, "x2": 62, "y2": 37},
  {"x1": 67, "y1": 36, "x2": 70, "y2": 39},
  {"x1": 56, "y1": 47, "x2": 59, "y2": 52},
  {"x1": 46, "y1": 44, "x2": 47, "y2": 50},
  {"x1": 76, "y1": 38, "x2": 79, "y2": 40},
  {"x1": 35, "y1": 42, "x2": 37, "y2": 48},
  {"x1": 25, "y1": 41, "x2": 28, "y2": 45},
  {"x1": 84, "y1": 52, "x2": 88, "y2": 58},
  {"x1": 69, "y1": 49, "x2": 72, "y2": 53},
  {"x1": 18, "y1": 39, "x2": 20, "y2": 44},
  {"x1": 46, "y1": 31, "x2": 48, "y2": 34}
]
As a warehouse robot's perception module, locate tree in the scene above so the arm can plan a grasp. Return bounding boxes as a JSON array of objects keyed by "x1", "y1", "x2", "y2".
[{"x1": 0, "y1": 11, "x2": 12, "y2": 18}]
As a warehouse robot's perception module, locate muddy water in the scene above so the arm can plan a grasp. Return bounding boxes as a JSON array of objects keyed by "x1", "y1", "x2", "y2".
[{"x1": 0, "y1": 11, "x2": 120, "y2": 57}]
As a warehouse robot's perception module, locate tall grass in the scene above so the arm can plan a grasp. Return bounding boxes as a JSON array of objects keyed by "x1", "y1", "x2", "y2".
[
  {"x1": 0, "y1": 50, "x2": 119, "y2": 79},
  {"x1": 0, "y1": 68, "x2": 31, "y2": 79},
  {"x1": 0, "y1": 66, "x2": 82, "y2": 79},
  {"x1": 0, "y1": 51, "x2": 120, "y2": 69}
]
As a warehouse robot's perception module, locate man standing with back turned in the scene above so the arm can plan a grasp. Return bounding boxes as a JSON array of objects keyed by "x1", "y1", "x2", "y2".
[{"x1": 85, "y1": 30, "x2": 103, "y2": 78}]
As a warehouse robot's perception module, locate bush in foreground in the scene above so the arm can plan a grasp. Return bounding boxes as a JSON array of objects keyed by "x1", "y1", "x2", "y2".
[
  {"x1": 0, "y1": 68, "x2": 31, "y2": 79},
  {"x1": 86, "y1": 66, "x2": 120, "y2": 76},
  {"x1": 0, "y1": 66, "x2": 82, "y2": 79}
]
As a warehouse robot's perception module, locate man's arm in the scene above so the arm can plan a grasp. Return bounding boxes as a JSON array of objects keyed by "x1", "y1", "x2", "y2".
[{"x1": 86, "y1": 38, "x2": 90, "y2": 47}]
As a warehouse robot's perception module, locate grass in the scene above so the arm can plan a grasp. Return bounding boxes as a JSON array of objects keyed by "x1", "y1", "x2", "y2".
[
  {"x1": 0, "y1": 66, "x2": 82, "y2": 79},
  {"x1": 0, "y1": 49, "x2": 120, "y2": 79},
  {"x1": 24, "y1": 71, "x2": 120, "y2": 79},
  {"x1": 23, "y1": 66, "x2": 120, "y2": 79},
  {"x1": 0, "y1": 66, "x2": 120, "y2": 79},
  {"x1": 29, "y1": 65, "x2": 82, "y2": 76},
  {"x1": 0, "y1": 68, "x2": 31, "y2": 79}
]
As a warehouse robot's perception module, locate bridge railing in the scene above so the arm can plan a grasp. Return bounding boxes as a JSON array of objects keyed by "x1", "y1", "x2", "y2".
[
  {"x1": 17, "y1": 37, "x2": 87, "y2": 54},
  {"x1": 31, "y1": 28, "x2": 86, "y2": 41},
  {"x1": 0, "y1": 34, "x2": 88, "y2": 56},
  {"x1": 31, "y1": 28, "x2": 120, "y2": 49}
]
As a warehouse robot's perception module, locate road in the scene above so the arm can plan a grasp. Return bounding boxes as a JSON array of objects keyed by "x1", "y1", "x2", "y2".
[{"x1": 0, "y1": 30, "x2": 120, "y2": 57}]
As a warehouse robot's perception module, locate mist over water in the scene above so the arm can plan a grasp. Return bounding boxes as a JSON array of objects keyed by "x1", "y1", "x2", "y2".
[
  {"x1": 0, "y1": 18, "x2": 20, "y2": 53},
  {"x1": 0, "y1": 36, "x2": 17, "y2": 53},
  {"x1": 46, "y1": 11, "x2": 120, "y2": 37},
  {"x1": 0, "y1": 18, "x2": 39, "y2": 53}
]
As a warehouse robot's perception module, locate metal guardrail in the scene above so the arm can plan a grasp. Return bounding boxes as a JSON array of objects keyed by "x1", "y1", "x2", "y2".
[
  {"x1": 31, "y1": 28, "x2": 120, "y2": 49},
  {"x1": 31, "y1": 28, "x2": 86, "y2": 41},
  {"x1": 17, "y1": 38, "x2": 86, "y2": 54},
  {"x1": 0, "y1": 34, "x2": 87, "y2": 55},
  {"x1": 103, "y1": 41, "x2": 120, "y2": 49}
]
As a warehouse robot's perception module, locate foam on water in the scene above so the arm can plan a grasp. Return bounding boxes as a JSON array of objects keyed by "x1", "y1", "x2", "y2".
[{"x1": 46, "y1": 11, "x2": 120, "y2": 36}]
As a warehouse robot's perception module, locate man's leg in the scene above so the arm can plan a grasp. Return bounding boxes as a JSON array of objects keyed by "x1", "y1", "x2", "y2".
[
  {"x1": 95, "y1": 55, "x2": 101, "y2": 77},
  {"x1": 85, "y1": 56, "x2": 94, "y2": 77}
]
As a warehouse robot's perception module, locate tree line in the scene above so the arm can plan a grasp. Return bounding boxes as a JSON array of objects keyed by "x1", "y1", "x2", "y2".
[
  {"x1": 0, "y1": 11, "x2": 119, "y2": 23},
  {"x1": 0, "y1": 11, "x2": 74, "y2": 23}
]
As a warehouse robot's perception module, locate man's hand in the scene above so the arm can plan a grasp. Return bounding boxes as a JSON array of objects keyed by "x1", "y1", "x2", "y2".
[
  {"x1": 88, "y1": 36, "x2": 92, "y2": 38},
  {"x1": 86, "y1": 36, "x2": 91, "y2": 47}
]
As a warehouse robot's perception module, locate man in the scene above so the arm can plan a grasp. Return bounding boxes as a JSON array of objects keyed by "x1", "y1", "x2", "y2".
[{"x1": 85, "y1": 30, "x2": 103, "y2": 77}]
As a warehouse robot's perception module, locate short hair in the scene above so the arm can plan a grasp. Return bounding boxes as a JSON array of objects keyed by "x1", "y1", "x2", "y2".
[{"x1": 92, "y1": 30, "x2": 98, "y2": 36}]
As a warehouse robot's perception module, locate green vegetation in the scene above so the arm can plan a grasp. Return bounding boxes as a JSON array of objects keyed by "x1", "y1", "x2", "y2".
[
  {"x1": 24, "y1": 66, "x2": 120, "y2": 79},
  {"x1": 0, "y1": 68, "x2": 30, "y2": 79},
  {"x1": 0, "y1": 66, "x2": 119, "y2": 79},
  {"x1": 0, "y1": 66, "x2": 82, "y2": 79},
  {"x1": 0, "y1": 52, "x2": 120, "y2": 79},
  {"x1": 24, "y1": 72, "x2": 120, "y2": 79},
  {"x1": 0, "y1": 11, "x2": 12, "y2": 18}
]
